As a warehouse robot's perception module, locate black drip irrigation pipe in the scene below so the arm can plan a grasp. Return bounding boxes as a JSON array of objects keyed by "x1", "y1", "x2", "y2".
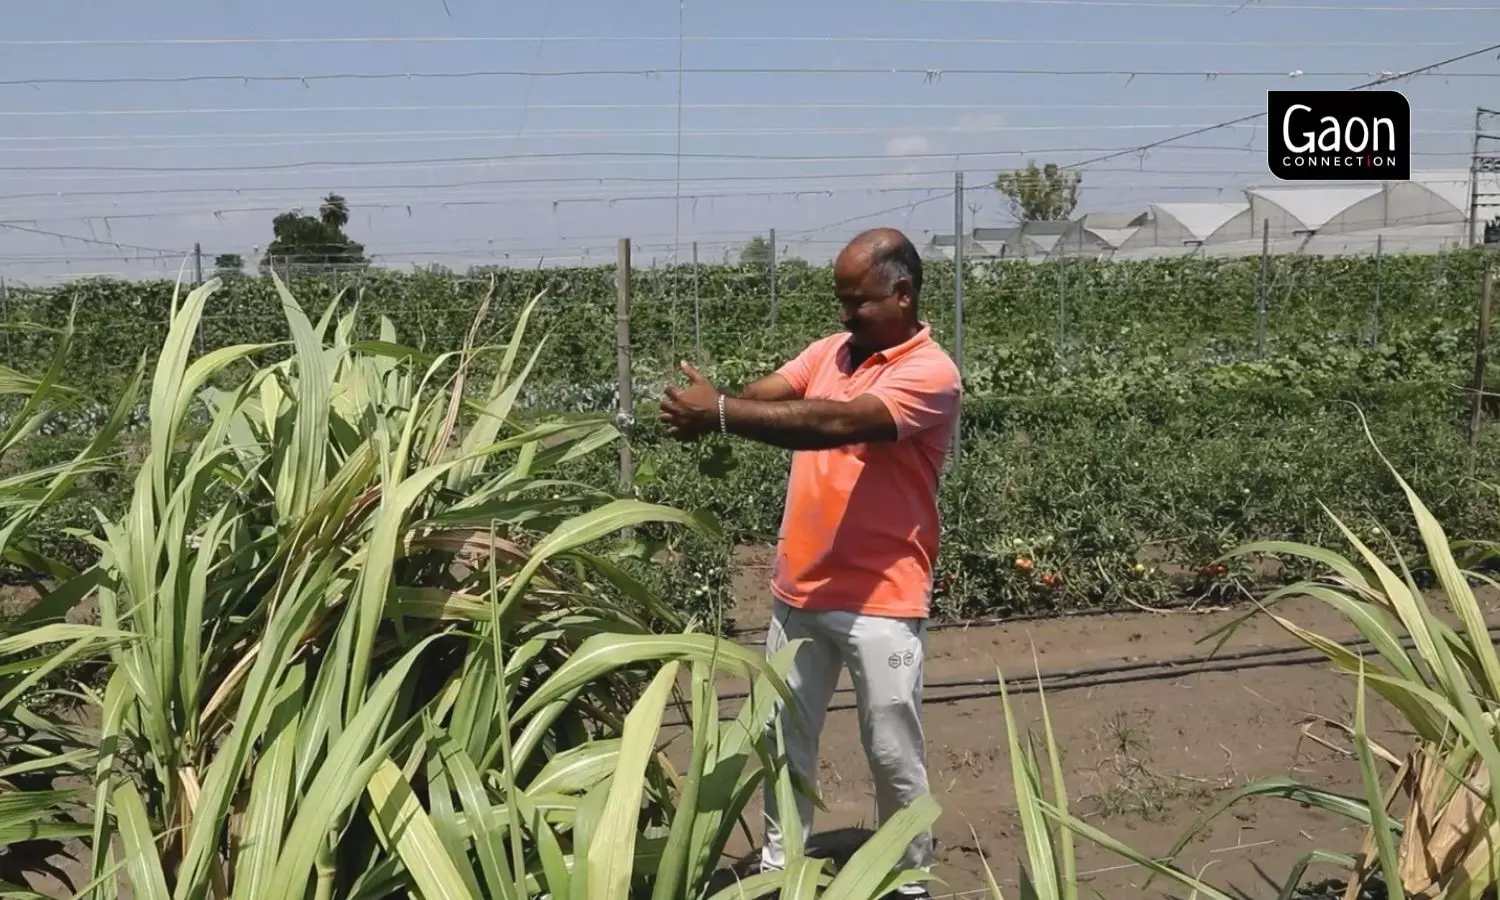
[
  {"x1": 723, "y1": 595, "x2": 1229, "y2": 640},
  {"x1": 658, "y1": 623, "x2": 1500, "y2": 728}
]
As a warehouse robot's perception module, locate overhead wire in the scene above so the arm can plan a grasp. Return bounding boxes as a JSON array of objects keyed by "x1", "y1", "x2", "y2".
[
  {"x1": 0, "y1": 145, "x2": 1478, "y2": 177},
  {"x1": 1, "y1": 66, "x2": 1494, "y2": 86},
  {"x1": 0, "y1": 198, "x2": 1473, "y2": 270},
  {"x1": 0, "y1": 180, "x2": 1293, "y2": 224},
  {"x1": 777, "y1": 192, "x2": 960, "y2": 238},
  {"x1": 0, "y1": 103, "x2": 1483, "y2": 124},
  {"x1": 0, "y1": 123, "x2": 1479, "y2": 158},
  {"x1": 0, "y1": 26, "x2": 1484, "y2": 47},
  {"x1": 2, "y1": 30, "x2": 1492, "y2": 273},
  {"x1": 0, "y1": 164, "x2": 1447, "y2": 204},
  {"x1": 27, "y1": 163, "x2": 1463, "y2": 218},
  {"x1": 0, "y1": 105, "x2": 1480, "y2": 148},
  {"x1": 1063, "y1": 39, "x2": 1500, "y2": 170},
  {"x1": 0, "y1": 100, "x2": 1485, "y2": 120},
  {"x1": 0, "y1": 222, "x2": 185, "y2": 254},
  {"x1": 2, "y1": 33, "x2": 1488, "y2": 48}
]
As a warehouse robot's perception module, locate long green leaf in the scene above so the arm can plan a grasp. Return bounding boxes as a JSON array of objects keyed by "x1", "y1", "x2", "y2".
[
  {"x1": 1276, "y1": 851, "x2": 1359, "y2": 900},
  {"x1": 269, "y1": 270, "x2": 333, "y2": 523},
  {"x1": 1353, "y1": 661, "x2": 1405, "y2": 900},
  {"x1": 998, "y1": 665, "x2": 1056, "y2": 900},
  {"x1": 113, "y1": 781, "x2": 171, "y2": 900},
  {"x1": 1041, "y1": 799, "x2": 1240, "y2": 900},
  {"x1": 261, "y1": 635, "x2": 440, "y2": 900},
  {"x1": 587, "y1": 661, "x2": 680, "y2": 900},
  {"x1": 496, "y1": 500, "x2": 721, "y2": 619},
  {"x1": 651, "y1": 661, "x2": 714, "y2": 900},
  {"x1": 366, "y1": 758, "x2": 481, "y2": 900},
  {"x1": 820, "y1": 794, "x2": 941, "y2": 900},
  {"x1": 1160, "y1": 775, "x2": 1381, "y2": 866},
  {"x1": 433, "y1": 735, "x2": 516, "y2": 900},
  {"x1": 231, "y1": 665, "x2": 306, "y2": 900}
]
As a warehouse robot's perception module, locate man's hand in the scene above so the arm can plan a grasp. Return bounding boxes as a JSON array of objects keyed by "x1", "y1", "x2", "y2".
[{"x1": 659, "y1": 361, "x2": 721, "y2": 442}]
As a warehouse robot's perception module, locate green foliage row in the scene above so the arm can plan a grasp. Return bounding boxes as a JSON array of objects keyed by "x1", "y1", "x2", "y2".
[
  {"x1": 21, "y1": 371, "x2": 1495, "y2": 623},
  {"x1": 3, "y1": 248, "x2": 1490, "y2": 406},
  {"x1": 591, "y1": 376, "x2": 1500, "y2": 627},
  {"x1": 4, "y1": 248, "x2": 1496, "y2": 622}
]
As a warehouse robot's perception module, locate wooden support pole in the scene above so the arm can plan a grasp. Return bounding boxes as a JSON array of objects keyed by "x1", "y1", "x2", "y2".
[
  {"x1": 1469, "y1": 263, "x2": 1493, "y2": 448},
  {"x1": 616, "y1": 238, "x2": 635, "y2": 491}
]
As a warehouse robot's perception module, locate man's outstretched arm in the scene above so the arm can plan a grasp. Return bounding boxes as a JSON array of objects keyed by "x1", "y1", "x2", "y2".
[
  {"x1": 661, "y1": 357, "x2": 958, "y2": 450},
  {"x1": 720, "y1": 394, "x2": 897, "y2": 451},
  {"x1": 735, "y1": 373, "x2": 800, "y2": 402}
]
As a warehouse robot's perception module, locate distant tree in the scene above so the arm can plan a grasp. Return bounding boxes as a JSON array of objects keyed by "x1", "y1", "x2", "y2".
[
  {"x1": 739, "y1": 235, "x2": 773, "y2": 266},
  {"x1": 259, "y1": 193, "x2": 367, "y2": 274},
  {"x1": 212, "y1": 253, "x2": 244, "y2": 279},
  {"x1": 993, "y1": 161, "x2": 1081, "y2": 222},
  {"x1": 779, "y1": 253, "x2": 811, "y2": 288},
  {"x1": 320, "y1": 194, "x2": 350, "y2": 230}
]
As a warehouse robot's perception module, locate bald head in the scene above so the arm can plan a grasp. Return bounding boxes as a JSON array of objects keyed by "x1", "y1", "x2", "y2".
[
  {"x1": 835, "y1": 228, "x2": 924, "y2": 311},
  {"x1": 831, "y1": 227, "x2": 924, "y2": 351}
]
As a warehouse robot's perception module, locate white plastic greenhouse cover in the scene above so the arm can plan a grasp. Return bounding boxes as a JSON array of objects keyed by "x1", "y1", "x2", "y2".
[
  {"x1": 1410, "y1": 169, "x2": 1481, "y2": 210},
  {"x1": 1247, "y1": 185, "x2": 1385, "y2": 231},
  {"x1": 935, "y1": 169, "x2": 1496, "y2": 262},
  {"x1": 1113, "y1": 201, "x2": 1251, "y2": 254},
  {"x1": 1046, "y1": 212, "x2": 1148, "y2": 258},
  {"x1": 1106, "y1": 170, "x2": 1497, "y2": 258}
]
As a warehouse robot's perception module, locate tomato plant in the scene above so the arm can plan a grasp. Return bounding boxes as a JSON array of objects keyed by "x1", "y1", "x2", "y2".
[{"x1": 6, "y1": 246, "x2": 1497, "y2": 618}]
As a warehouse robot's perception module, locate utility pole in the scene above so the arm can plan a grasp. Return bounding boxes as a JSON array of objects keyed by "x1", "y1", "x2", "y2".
[
  {"x1": 1470, "y1": 262, "x2": 1493, "y2": 449},
  {"x1": 952, "y1": 171, "x2": 965, "y2": 463},
  {"x1": 1471, "y1": 108, "x2": 1484, "y2": 247},
  {"x1": 1256, "y1": 219, "x2": 1270, "y2": 358},
  {"x1": 692, "y1": 240, "x2": 702, "y2": 360},
  {"x1": 615, "y1": 238, "x2": 634, "y2": 493},
  {"x1": 1372, "y1": 233, "x2": 1383, "y2": 345},
  {"x1": 1469, "y1": 108, "x2": 1500, "y2": 247},
  {"x1": 768, "y1": 227, "x2": 779, "y2": 329}
]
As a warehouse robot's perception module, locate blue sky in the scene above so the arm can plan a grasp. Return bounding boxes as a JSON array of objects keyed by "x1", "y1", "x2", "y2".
[{"x1": 0, "y1": 0, "x2": 1494, "y2": 281}]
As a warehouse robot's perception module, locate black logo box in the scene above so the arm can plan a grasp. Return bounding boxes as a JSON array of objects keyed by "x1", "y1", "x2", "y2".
[{"x1": 1267, "y1": 91, "x2": 1411, "y2": 182}]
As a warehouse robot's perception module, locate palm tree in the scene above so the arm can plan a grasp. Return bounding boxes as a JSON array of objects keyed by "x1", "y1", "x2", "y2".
[{"x1": 319, "y1": 193, "x2": 350, "y2": 229}]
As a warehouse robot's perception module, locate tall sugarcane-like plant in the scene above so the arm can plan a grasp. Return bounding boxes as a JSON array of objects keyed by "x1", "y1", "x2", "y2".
[
  {"x1": 1158, "y1": 419, "x2": 1500, "y2": 900},
  {"x1": 62, "y1": 274, "x2": 937, "y2": 900},
  {"x1": 0, "y1": 308, "x2": 143, "y2": 894}
]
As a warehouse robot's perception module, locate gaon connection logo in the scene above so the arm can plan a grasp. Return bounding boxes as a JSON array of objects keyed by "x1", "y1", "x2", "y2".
[{"x1": 1267, "y1": 91, "x2": 1411, "y2": 181}]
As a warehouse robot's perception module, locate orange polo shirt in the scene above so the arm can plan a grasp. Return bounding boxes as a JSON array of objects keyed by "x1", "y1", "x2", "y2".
[{"x1": 769, "y1": 325, "x2": 961, "y2": 619}]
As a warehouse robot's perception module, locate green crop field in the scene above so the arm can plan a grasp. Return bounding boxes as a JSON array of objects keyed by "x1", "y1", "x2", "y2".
[{"x1": 3, "y1": 247, "x2": 1497, "y2": 625}]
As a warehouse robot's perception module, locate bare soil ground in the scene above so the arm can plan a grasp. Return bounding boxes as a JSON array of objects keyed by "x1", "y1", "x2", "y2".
[{"x1": 712, "y1": 544, "x2": 1498, "y2": 899}]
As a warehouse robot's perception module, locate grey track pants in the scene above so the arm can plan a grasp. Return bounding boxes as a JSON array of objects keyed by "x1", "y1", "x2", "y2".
[{"x1": 760, "y1": 597, "x2": 932, "y2": 876}]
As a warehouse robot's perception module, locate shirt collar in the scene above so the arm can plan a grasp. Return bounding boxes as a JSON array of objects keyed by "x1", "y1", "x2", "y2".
[{"x1": 856, "y1": 323, "x2": 933, "y2": 366}]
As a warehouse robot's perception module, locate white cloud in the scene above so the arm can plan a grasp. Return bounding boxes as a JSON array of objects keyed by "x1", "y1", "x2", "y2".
[
  {"x1": 884, "y1": 133, "x2": 931, "y2": 157},
  {"x1": 878, "y1": 134, "x2": 936, "y2": 188}
]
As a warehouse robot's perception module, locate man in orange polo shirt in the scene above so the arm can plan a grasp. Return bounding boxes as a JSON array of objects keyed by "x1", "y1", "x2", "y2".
[{"x1": 659, "y1": 227, "x2": 961, "y2": 896}]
